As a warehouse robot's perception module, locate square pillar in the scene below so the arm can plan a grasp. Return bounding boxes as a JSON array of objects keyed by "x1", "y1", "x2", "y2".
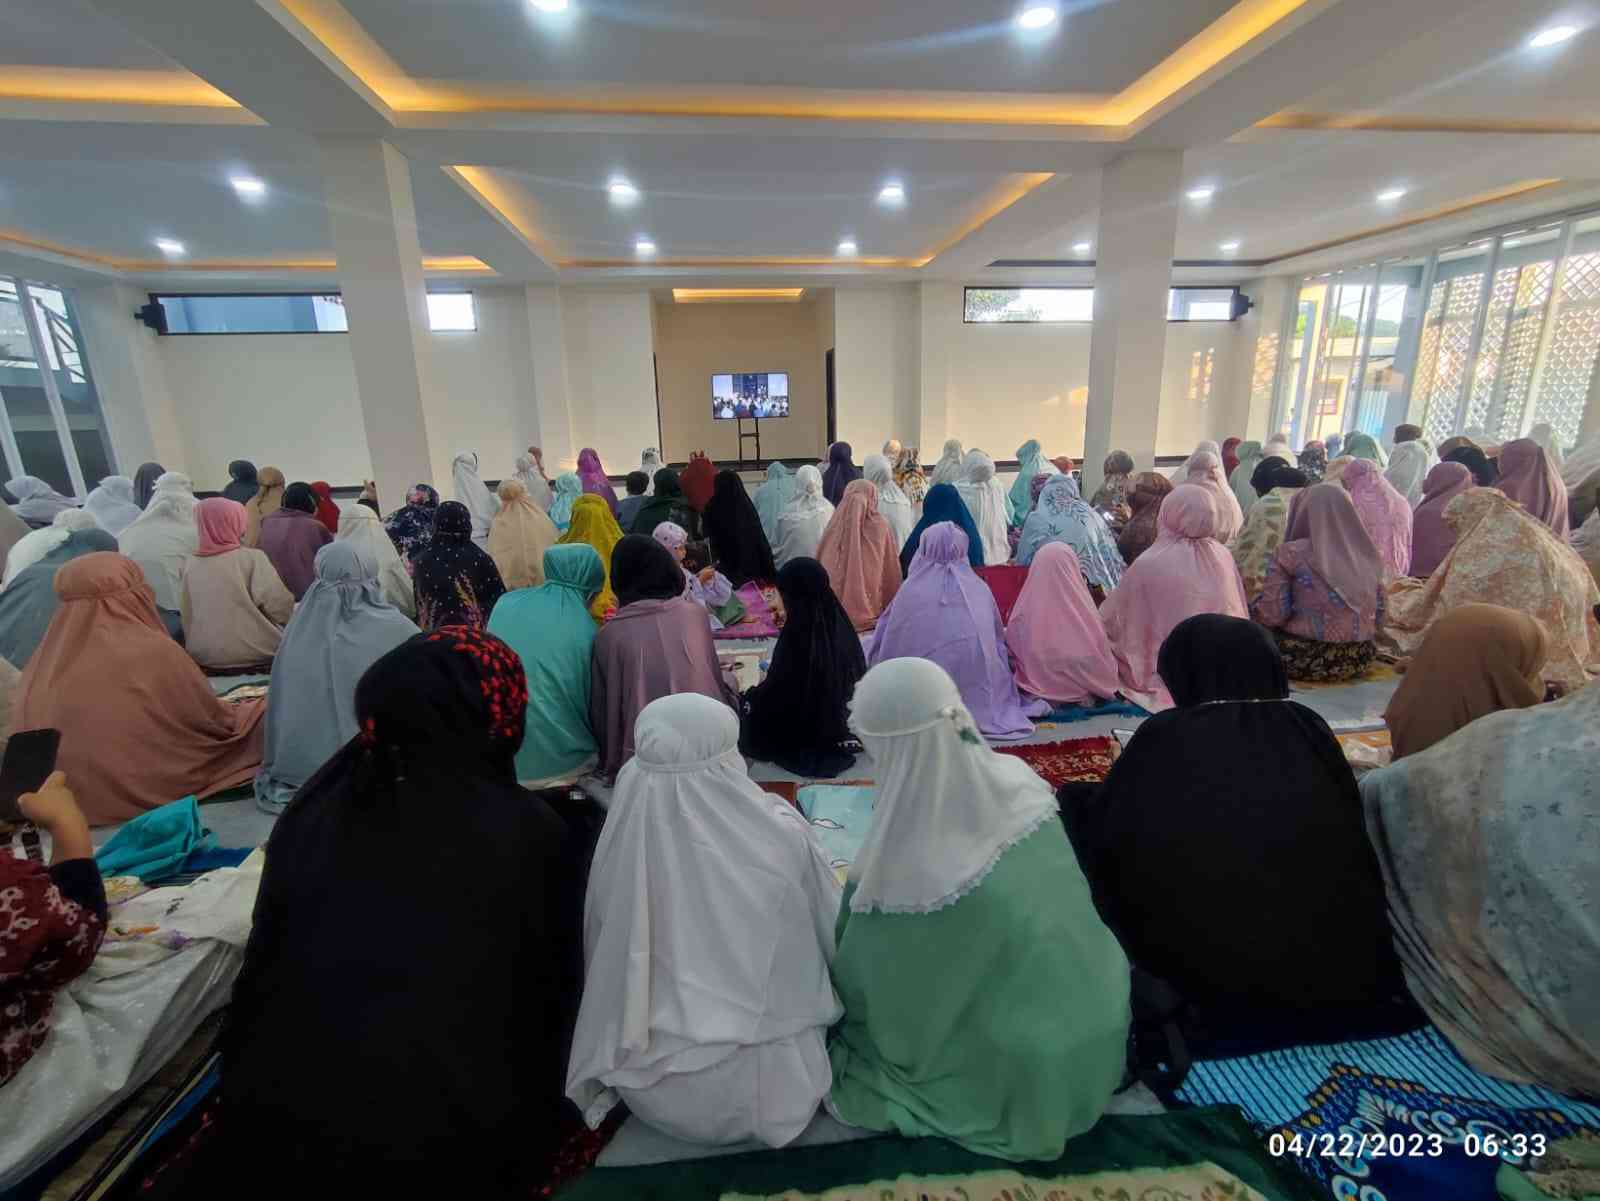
[
  {"x1": 1082, "y1": 151, "x2": 1183, "y2": 495},
  {"x1": 317, "y1": 137, "x2": 446, "y2": 507}
]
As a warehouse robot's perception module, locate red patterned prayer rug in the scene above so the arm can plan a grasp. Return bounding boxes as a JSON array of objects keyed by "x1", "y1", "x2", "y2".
[
  {"x1": 993, "y1": 736, "x2": 1115, "y2": 788},
  {"x1": 974, "y1": 564, "x2": 1029, "y2": 624}
]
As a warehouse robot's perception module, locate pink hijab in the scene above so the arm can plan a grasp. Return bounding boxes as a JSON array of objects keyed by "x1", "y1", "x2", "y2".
[
  {"x1": 1409, "y1": 462, "x2": 1474, "y2": 577},
  {"x1": 815, "y1": 478, "x2": 901, "y2": 631},
  {"x1": 1100, "y1": 484, "x2": 1248, "y2": 712},
  {"x1": 1004, "y1": 542, "x2": 1121, "y2": 704},
  {"x1": 1184, "y1": 449, "x2": 1243, "y2": 543},
  {"x1": 1282, "y1": 483, "x2": 1383, "y2": 622},
  {"x1": 1340, "y1": 459, "x2": 1413, "y2": 578},
  {"x1": 195, "y1": 496, "x2": 248, "y2": 557},
  {"x1": 1495, "y1": 437, "x2": 1569, "y2": 537}
]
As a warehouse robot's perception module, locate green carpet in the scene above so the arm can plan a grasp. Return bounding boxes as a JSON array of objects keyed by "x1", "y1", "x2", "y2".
[{"x1": 557, "y1": 1106, "x2": 1322, "y2": 1201}]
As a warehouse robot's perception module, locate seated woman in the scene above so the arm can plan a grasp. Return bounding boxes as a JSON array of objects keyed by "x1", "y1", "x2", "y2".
[
  {"x1": 0, "y1": 526, "x2": 118, "y2": 669},
  {"x1": 1065, "y1": 615, "x2": 1406, "y2": 1053},
  {"x1": 242, "y1": 465, "x2": 285, "y2": 547},
  {"x1": 308, "y1": 481, "x2": 341, "y2": 534},
  {"x1": 1183, "y1": 449, "x2": 1242, "y2": 543},
  {"x1": 576, "y1": 447, "x2": 619, "y2": 517},
  {"x1": 1102, "y1": 484, "x2": 1248, "y2": 710},
  {"x1": 821, "y1": 441, "x2": 861, "y2": 506},
  {"x1": 1298, "y1": 440, "x2": 1328, "y2": 482},
  {"x1": 381, "y1": 483, "x2": 439, "y2": 575},
  {"x1": 548, "y1": 472, "x2": 582, "y2": 532},
  {"x1": 487, "y1": 544, "x2": 603, "y2": 786},
  {"x1": 336, "y1": 502, "x2": 415, "y2": 617},
  {"x1": 629, "y1": 467, "x2": 693, "y2": 537},
  {"x1": 828, "y1": 657, "x2": 1129, "y2": 1160},
  {"x1": 899, "y1": 482, "x2": 983, "y2": 574},
  {"x1": 1252, "y1": 484, "x2": 1385, "y2": 683},
  {"x1": 1016, "y1": 476, "x2": 1125, "y2": 599},
  {"x1": 556, "y1": 494, "x2": 622, "y2": 622},
  {"x1": 816, "y1": 479, "x2": 901, "y2": 631},
  {"x1": 451, "y1": 450, "x2": 500, "y2": 547},
  {"x1": 1090, "y1": 450, "x2": 1136, "y2": 534},
  {"x1": 1230, "y1": 458, "x2": 1309, "y2": 602},
  {"x1": 1564, "y1": 431, "x2": 1600, "y2": 527},
  {"x1": 1227, "y1": 440, "x2": 1265, "y2": 515},
  {"x1": 115, "y1": 473, "x2": 199, "y2": 639},
  {"x1": 1496, "y1": 436, "x2": 1569, "y2": 537},
  {"x1": 1384, "y1": 438, "x2": 1436, "y2": 507},
  {"x1": 211, "y1": 628, "x2": 582, "y2": 1196},
  {"x1": 1008, "y1": 438, "x2": 1059, "y2": 526},
  {"x1": 752, "y1": 462, "x2": 796, "y2": 545},
  {"x1": 1005, "y1": 542, "x2": 1122, "y2": 706},
  {"x1": 568, "y1": 693, "x2": 842, "y2": 1147},
  {"x1": 869, "y1": 522, "x2": 1038, "y2": 739},
  {"x1": 83, "y1": 475, "x2": 141, "y2": 537},
  {"x1": 1341, "y1": 458, "x2": 1413, "y2": 579},
  {"x1": 702, "y1": 469, "x2": 777, "y2": 586},
  {"x1": 3, "y1": 509, "x2": 98, "y2": 588},
  {"x1": 590, "y1": 535, "x2": 738, "y2": 782},
  {"x1": 5, "y1": 475, "x2": 76, "y2": 528},
  {"x1": 652, "y1": 521, "x2": 735, "y2": 629},
  {"x1": 257, "y1": 482, "x2": 333, "y2": 601},
  {"x1": 0, "y1": 771, "x2": 107, "y2": 1089},
  {"x1": 413, "y1": 500, "x2": 507, "y2": 631},
  {"x1": 515, "y1": 446, "x2": 555, "y2": 511},
  {"x1": 740, "y1": 557, "x2": 866, "y2": 777},
  {"x1": 1409, "y1": 462, "x2": 1473, "y2": 576},
  {"x1": 1342, "y1": 431, "x2": 1387, "y2": 465},
  {"x1": 16, "y1": 553, "x2": 266, "y2": 824},
  {"x1": 486, "y1": 478, "x2": 558, "y2": 592},
  {"x1": 1361, "y1": 681, "x2": 1600, "y2": 1096},
  {"x1": 1384, "y1": 488, "x2": 1598, "y2": 690},
  {"x1": 1114, "y1": 472, "x2": 1173, "y2": 565},
  {"x1": 181, "y1": 497, "x2": 296, "y2": 671},
  {"x1": 774, "y1": 465, "x2": 835, "y2": 568},
  {"x1": 863, "y1": 453, "x2": 914, "y2": 548},
  {"x1": 954, "y1": 450, "x2": 1011, "y2": 565},
  {"x1": 1442, "y1": 441, "x2": 1499, "y2": 487},
  {"x1": 1383, "y1": 603, "x2": 1547, "y2": 761},
  {"x1": 254, "y1": 542, "x2": 418, "y2": 813}
]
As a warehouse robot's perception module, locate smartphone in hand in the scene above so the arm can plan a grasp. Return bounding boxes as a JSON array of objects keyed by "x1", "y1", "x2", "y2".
[{"x1": 0, "y1": 728, "x2": 62, "y2": 825}]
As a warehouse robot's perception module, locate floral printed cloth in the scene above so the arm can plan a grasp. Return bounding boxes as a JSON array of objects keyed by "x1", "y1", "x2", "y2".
[
  {"x1": 1381, "y1": 489, "x2": 1600, "y2": 689},
  {"x1": 1229, "y1": 486, "x2": 1300, "y2": 603}
]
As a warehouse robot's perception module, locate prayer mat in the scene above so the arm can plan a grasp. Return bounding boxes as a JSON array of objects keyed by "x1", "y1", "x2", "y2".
[
  {"x1": 798, "y1": 785, "x2": 875, "y2": 882},
  {"x1": 1176, "y1": 1025, "x2": 1600, "y2": 1201},
  {"x1": 557, "y1": 1106, "x2": 1324, "y2": 1201},
  {"x1": 1041, "y1": 698, "x2": 1150, "y2": 724},
  {"x1": 713, "y1": 582, "x2": 784, "y2": 640},
  {"x1": 973, "y1": 564, "x2": 1028, "y2": 624},
  {"x1": 1286, "y1": 657, "x2": 1400, "y2": 691},
  {"x1": 992, "y1": 736, "x2": 1115, "y2": 788}
]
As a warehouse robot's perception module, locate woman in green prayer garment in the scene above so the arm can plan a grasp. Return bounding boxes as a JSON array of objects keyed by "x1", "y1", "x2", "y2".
[
  {"x1": 827, "y1": 656, "x2": 1131, "y2": 1162},
  {"x1": 486, "y1": 543, "x2": 603, "y2": 785}
]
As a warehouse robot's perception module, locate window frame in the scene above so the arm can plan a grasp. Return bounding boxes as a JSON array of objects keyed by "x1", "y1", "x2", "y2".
[
  {"x1": 147, "y1": 290, "x2": 478, "y2": 335},
  {"x1": 961, "y1": 285, "x2": 1244, "y2": 325}
]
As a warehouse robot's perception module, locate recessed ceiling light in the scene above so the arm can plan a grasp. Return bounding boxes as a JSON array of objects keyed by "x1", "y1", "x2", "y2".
[
  {"x1": 1016, "y1": 5, "x2": 1058, "y2": 29},
  {"x1": 154, "y1": 238, "x2": 186, "y2": 257},
  {"x1": 837, "y1": 239, "x2": 858, "y2": 257},
  {"x1": 635, "y1": 237, "x2": 657, "y2": 257},
  {"x1": 608, "y1": 178, "x2": 639, "y2": 205},
  {"x1": 1186, "y1": 186, "x2": 1215, "y2": 202},
  {"x1": 1219, "y1": 240, "x2": 1241, "y2": 253},
  {"x1": 877, "y1": 182, "x2": 906, "y2": 206},
  {"x1": 1073, "y1": 241, "x2": 1092, "y2": 255},
  {"x1": 1376, "y1": 187, "x2": 1407, "y2": 203},
  {"x1": 230, "y1": 175, "x2": 266, "y2": 198},
  {"x1": 530, "y1": 0, "x2": 569, "y2": 11},
  {"x1": 1528, "y1": 24, "x2": 1579, "y2": 47}
]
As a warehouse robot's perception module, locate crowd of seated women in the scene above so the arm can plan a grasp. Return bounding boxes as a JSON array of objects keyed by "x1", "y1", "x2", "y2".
[{"x1": 3, "y1": 424, "x2": 1598, "y2": 1194}]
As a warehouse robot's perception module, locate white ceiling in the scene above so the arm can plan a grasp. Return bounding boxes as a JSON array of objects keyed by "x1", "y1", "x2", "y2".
[{"x1": 0, "y1": 0, "x2": 1597, "y2": 287}]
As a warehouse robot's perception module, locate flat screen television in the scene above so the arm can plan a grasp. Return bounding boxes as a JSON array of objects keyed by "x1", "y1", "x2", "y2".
[{"x1": 712, "y1": 372, "x2": 789, "y2": 420}]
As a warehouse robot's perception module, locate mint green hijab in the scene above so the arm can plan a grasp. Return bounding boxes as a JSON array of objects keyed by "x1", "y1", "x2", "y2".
[
  {"x1": 1007, "y1": 438, "x2": 1058, "y2": 526},
  {"x1": 486, "y1": 543, "x2": 603, "y2": 784}
]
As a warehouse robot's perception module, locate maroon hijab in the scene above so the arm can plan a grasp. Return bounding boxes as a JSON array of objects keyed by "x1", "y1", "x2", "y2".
[{"x1": 1409, "y1": 462, "x2": 1474, "y2": 577}]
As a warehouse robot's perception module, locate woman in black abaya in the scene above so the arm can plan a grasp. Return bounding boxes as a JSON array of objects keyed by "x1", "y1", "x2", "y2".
[
  {"x1": 739, "y1": 557, "x2": 866, "y2": 777},
  {"x1": 701, "y1": 469, "x2": 777, "y2": 586},
  {"x1": 1060, "y1": 614, "x2": 1411, "y2": 1054}
]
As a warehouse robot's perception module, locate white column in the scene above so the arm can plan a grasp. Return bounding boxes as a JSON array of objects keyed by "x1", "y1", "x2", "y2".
[
  {"x1": 317, "y1": 137, "x2": 446, "y2": 509},
  {"x1": 917, "y1": 281, "x2": 957, "y2": 459},
  {"x1": 1239, "y1": 276, "x2": 1294, "y2": 440},
  {"x1": 73, "y1": 281, "x2": 186, "y2": 472},
  {"x1": 1082, "y1": 152, "x2": 1183, "y2": 495},
  {"x1": 523, "y1": 284, "x2": 575, "y2": 468}
]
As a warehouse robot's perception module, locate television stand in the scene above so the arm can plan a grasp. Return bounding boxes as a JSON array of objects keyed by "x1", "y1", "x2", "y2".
[{"x1": 736, "y1": 415, "x2": 761, "y2": 468}]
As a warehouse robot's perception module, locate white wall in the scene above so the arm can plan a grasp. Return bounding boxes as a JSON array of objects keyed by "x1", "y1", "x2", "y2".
[
  {"x1": 561, "y1": 287, "x2": 659, "y2": 477},
  {"x1": 833, "y1": 286, "x2": 920, "y2": 458}
]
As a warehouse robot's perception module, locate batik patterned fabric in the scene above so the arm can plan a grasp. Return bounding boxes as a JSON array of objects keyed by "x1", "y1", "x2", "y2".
[
  {"x1": 1381, "y1": 489, "x2": 1599, "y2": 689},
  {"x1": 0, "y1": 858, "x2": 107, "y2": 1086},
  {"x1": 1230, "y1": 487, "x2": 1301, "y2": 603},
  {"x1": 382, "y1": 483, "x2": 439, "y2": 575}
]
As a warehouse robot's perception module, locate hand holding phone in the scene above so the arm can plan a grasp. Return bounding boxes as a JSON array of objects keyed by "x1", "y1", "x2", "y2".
[{"x1": 0, "y1": 729, "x2": 62, "y2": 825}]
